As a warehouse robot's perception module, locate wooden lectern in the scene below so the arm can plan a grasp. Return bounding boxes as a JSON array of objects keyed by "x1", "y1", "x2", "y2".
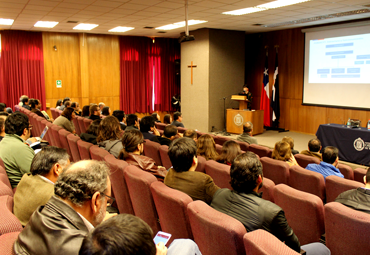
[{"x1": 226, "y1": 95, "x2": 264, "y2": 135}]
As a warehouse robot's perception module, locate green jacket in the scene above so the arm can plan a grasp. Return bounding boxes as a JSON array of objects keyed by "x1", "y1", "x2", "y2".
[{"x1": 0, "y1": 134, "x2": 35, "y2": 188}]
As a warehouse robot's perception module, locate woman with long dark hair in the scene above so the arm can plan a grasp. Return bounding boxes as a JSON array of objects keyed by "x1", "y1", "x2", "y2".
[
  {"x1": 53, "y1": 107, "x2": 76, "y2": 134},
  {"x1": 96, "y1": 116, "x2": 123, "y2": 158},
  {"x1": 197, "y1": 134, "x2": 219, "y2": 161},
  {"x1": 216, "y1": 140, "x2": 242, "y2": 166}
]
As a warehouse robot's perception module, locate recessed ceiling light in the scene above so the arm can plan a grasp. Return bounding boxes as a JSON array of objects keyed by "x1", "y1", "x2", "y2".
[
  {"x1": 223, "y1": 7, "x2": 264, "y2": 15},
  {"x1": 155, "y1": 20, "x2": 207, "y2": 30},
  {"x1": 0, "y1": 19, "x2": 14, "y2": 25},
  {"x1": 73, "y1": 23, "x2": 98, "y2": 31},
  {"x1": 108, "y1": 26, "x2": 134, "y2": 33},
  {"x1": 34, "y1": 21, "x2": 59, "y2": 28}
]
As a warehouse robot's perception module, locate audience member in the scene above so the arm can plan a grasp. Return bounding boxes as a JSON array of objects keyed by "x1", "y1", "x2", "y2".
[
  {"x1": 79, "y1": 214, "x2": 201, "y2": 255},
  {"x1": 163, "y1": 114, "x2": 172, "y2": 125},
  {"x1": 164, "y1": 137, "x2": 220, "y2": 204},
  {"x1": 183, "y1": 129, "x2": 198, "y2": 142},
  {"x1": 211, "y1": 152, "x2": 330, "y2": 255},
  {"x1": 18, "y1": 95, "x2": 28, "y2": 106},
  {"x1": 53, "y1": 107, "x2": 76, "y2": 134},
  {"x1": 335, "y1": 167, "x2": 370, "y2": 214},
  {"x1": 14, "y1": 147, "x2": 70, "y2": 226},
  {"x1": 125, "y1": 114, "x2": 139, "y2": 131},
  {"x1": 30, "y1": 99, "x2": 46, "y2": 119},
  {"x1": 101, "y1": 106, "x2": 111, "y2": 116},
  {"x1": 236, "y1": 121, "x2": 257, "y2": 145},
  {"x1": 97, "y1": 116, "x2": 123, "y2": 158},
  {"x1": 81, "y1": 105, "x2": 90, "y2": 118},
  {"x1": 89, "y1": 104, "x2": 101, "y2": 120},
  {"x1": 59, "y1": 97, "x2": 71, "y2": 111},
  {"x1": 80, "y1": 119, "x2": 101, "y2": 145},
  {"x1": 0, "y1": 112, "x2": 35, "y2": 188},
  {"x1": 119, "y1": 130, "x2": 167, "y2": 181},
  {"x1": 98, "y1": 102, "x2": 105, "y2": 113},
  {"x1": 0, "y1": 103, "x2": 6, "y2": 112},
  {"x1": 216, "y1": 140, "x2": 242, "y2": 166},
  {"x1": 140, "y1": 115, "x2": 160, "y2": 140},
  {"x1": 157, "y1": 125, "x2": 178, "y2": 146},
  {"x1": 300, "y1": 138, "x2": 322, "y2": 160},
  {"x1": 171, "y1": 111, "x2": 184, "y2": 128},
  {"x1": 0, "y1": 117, "x2": 6, "y2": 142},
  {"x1": 272, "y1": 141, "x2": 298, "y2": 167},
  {"x1": 112, "y1": 110, "x2": 126, "y2": 130},
  {"x1": 196, "y1": 134, "x2": 219, "y2": 161},
  {"x1": 55, "y1": 99, "x2": 63, "y2": 109},
  {"x1": 22, "y1": 96, "x2": 31, "y2": 110},
  {"x1": 71, "y1": 102, "x2": 81, "y2": 116},
  {"x1": 306, "y1": 146, "x2": 343, "y2": 180},
  {"x1": 282, "y1": 136, "x2": 299, "y2": 155},
  {"x1": 151, "y1": 112, "x2": 161, "y2": 123},
  {"x1": 14, "y1": 160, "x2": 113, "y2": 255}
]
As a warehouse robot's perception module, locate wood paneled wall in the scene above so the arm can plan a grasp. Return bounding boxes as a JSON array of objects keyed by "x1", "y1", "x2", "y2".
[
  {"x1": 43, "y1": 32, "x2": 120, "y2": 112},
  {"x1": 245, "y1": 28, "x2": 370, "y2": 135}
]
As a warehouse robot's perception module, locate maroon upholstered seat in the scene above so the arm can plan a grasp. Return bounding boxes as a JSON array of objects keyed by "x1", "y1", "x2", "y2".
[
  {"x1": 205, "y1": 160, "x2": 231, "y2": 189},
  {"x1": 124, "y1": 165, "x2": 161, "y2": 234},
  {"x1": 50, "y1": 124, "x2": 63, "y2": 148},
  {"x1": 158, "y1": 145, "x2": 172, "y2": 169},
  {"x1": 325, "y1": 202, "x2": 370, "y2": 255},
  {"x1": 274, "y1": 184, "x2": 325, "y2": 245},
  {"x1": 35, "y1": 116, "x2": 45, "y2": 137},
  {"x1": 337, "y1": 163, "x2": 354, "y2": 180},
  {"x1": 235, "y1": 140, "x2": 249, "y2": 152},
  {"x1": 40, "y1": 120, "x2": 52, "y2": 145},
  {"x1": 0, "y1": 196, "x2": 23, "y2": 235},
  {"x1": 195, "y1": 155, "x2": 206, "y2": 173},
  {"x1": 143, "y1": 139, "x2": 162, "y2": 166},
  {"x1": 104, "y1": 154, "x2": 134, "y2": 215},
  {"x1": 50, "y1": 108, "x2": 58, "y2": 120},
  {"x1": 289, "y1": 165, "x2": 326, "y2": 201},
  {"x1": 258, "y1": 177, "x2": 275, "y2": 202},
  {"x1": 90, "y1": 145, "x2": 110, "y2": 161},
  {"x1": 243, "y1": 230, "x2": 300, "y2": 255},
  {"x1": 187, "y1": 200, "x2": 246, "y2": 255},
  {"x1": 155, "y1": 122, "x2": 166, "y2": 131},
  {"x1": 325, "y1": 175, "x2": 364, "y2": 203},
  {"x1": 58, "y1": 129, "x2": 72, "y2": 159},
  {"x1": 0, "y1": 160, "x2": 12, "y2": 191},
  {"x1": 294, "y1": 154, "x2": 320, "y2": 168},
  {"x1": 83, "y1": 118, "x2": 93, "y2": 132},
  {"x1": 353, "y1": 167, "x2": 367, "y2": 183},
  {"x1": 67, "y1": 134, "x2": 81, "y2": 162},
  {"x1": 0, "y1": 181, "x2": 13, "y2": 197},
  {"x1": 77, "y1": 139, "x2": 93, "y2": 160},
  {"x1": 213, "y1": 136, "x2": 231, "y2": 146},
  {"x1": 44, "y1": 121, "x2": 55, "y2": 146},
  {"x1": 215, "y1": 144, "x2": 223, "y2": 155},
  {"x1": 77, "y1": 116, "x2": 86, "y2": 134},
  {"x1": 249, "y1": 144, "x2": 272, "y2": 158},
  {"x1": 177, "y1": 127, "x2": 186, "y2": 134},
  {"x1": 151, "y1": 181, "x2": 193, "y2": 245},
  {"x1": 260, "y1": 157, "x2": 290, "y2": 185},
  {"x1": 0, "y1": 231, "x2": 20, "y2": 255},
  {"x1": 72, "y1": 117, "x2": 81, "y2": 136}
]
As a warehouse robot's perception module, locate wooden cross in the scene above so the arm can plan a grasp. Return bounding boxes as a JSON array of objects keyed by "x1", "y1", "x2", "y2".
[{"x1": 187, "y1": 61, "x2": 197, "y2": 85}]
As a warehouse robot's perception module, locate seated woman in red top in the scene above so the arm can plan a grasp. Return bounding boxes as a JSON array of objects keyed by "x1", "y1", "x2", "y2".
[
  {"x1": 118, "y1": 130, "x2": 167, "y2": 181},
  {"x1": 216, "y1": 140, "x2": 242, "y2": 166}
]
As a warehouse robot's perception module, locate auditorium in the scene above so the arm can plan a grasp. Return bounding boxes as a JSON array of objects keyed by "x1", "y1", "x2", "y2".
[{"x1": 0, "y1": 0, "x2": 370, "y2": 254}]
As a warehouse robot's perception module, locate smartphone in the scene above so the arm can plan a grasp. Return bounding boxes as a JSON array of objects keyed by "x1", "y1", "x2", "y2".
[{"x1": 153, "y1": 231, "x2": 172, "y2": 246}]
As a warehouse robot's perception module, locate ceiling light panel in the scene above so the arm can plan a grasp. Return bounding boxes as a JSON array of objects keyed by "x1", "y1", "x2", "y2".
[
  {"x1": 73, "y1": 23, "x2": 99, "y2": 30},
  {"x1": 34, "y1": 21, "x2": 58, "y2": 28},
  {"x1": 155, "y1": 20, "x2": 207, "y2": 30},
  {"x1": 0, "y1": 18, "x2": 14, "y2": 25},
  {"x1": 108, "y1": 26, "x2": 134, "y2": 32}
]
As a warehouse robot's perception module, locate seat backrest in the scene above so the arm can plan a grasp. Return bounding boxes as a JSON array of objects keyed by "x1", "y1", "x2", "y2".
[
  {"x1": 158, "y1": 145, "x2": 172, "y2": 169},
  {"x1": 104, "y1": 154, "x2": 134, "y2": 215},
  {"x1": 258, "y1": 177, "x2": 275, "y2": 202},
  {"x1": 83, "y1": 118, "x2": 93, "y2": 131},
  {"x1": 35, "y1": 116, "x2": 45, "y2": 137},
  {"x1": 325, "y1": 175, "x2": 364, "y2": 203},
  {"x1": 0, "y1": 196, "x2": 23, "y2": 235},
  {"x1": 151, "y1": 181, "x2": 193, "y2": 245},
  {"x1": 215, "y1": 144, "x2": 223, "y2": 155},
  {"x1": 72, "y1": 117, "x2": 81, "y2": 136},
  {"x1": 67, "y1": 134, "x2": 81, "y2": 162},
  {"x1": 77, "y1": 116, "x2": 87, "y2": 134},
  {"x1": 58, "y1": 129, "x2": 72, "y2": 158},
  {"x1": 294, "y1": 154, "x2": 320, "y2": 168},
  {"x1": 40, "y1": 120, "x2": 51, "y2": 144},
  {"x1": 187, "y1": 200, "x2": 246, "y2": 255},
  {"x1": 213, "y1": 136, "x2": 231, "y2": 146},
  {"x1": 50, "y1": 124, "x2": 63, "y2": 148},
  {"x1": 124, "y1": 165, "x2": 161, "y2": 234},
  {"x1": 243, "y1": 230, "x2": 300, "y2": 255},
  {"x1": 177, "y1": 127, "x2": 186, "y2": 134},
  {"x1": 260, "y1": 157, "x2": 290, "y2": 185},
  {"x1": 0, "y1": 181, "x2": 13, "y2": 197},
  {"x1": 44, "y1": 121, "x2": 55, "y2": 146},
  {"x1": 0, "y1": 231, "x2": 21, "y2": 255},
  {"x1": 289, "y1": 165, "x2": 326, "y2": 201},
  {"x1": 155, "y1": 122, "x2": 167, "y2": 131},
  {"x1": 50, "y1": 108, "x2": 58, "y2": 120},
  {"x1": 205, "y1": 160, "x2": 231, "y2": 189},
  {"x1": 195, "y1": 155, "x2": 206, "y2": 173},
  {"x1": 249, "y1": 144, "x2": 272, "y2": 158},
  {"x1": 77, "y1": 139, "x2": 94, "y2": 160},
  {"x1": 274, "y1": 184, "x2": 325, "y2": 245},
  {"x1": 235, "y1": 140, "x2": 249, "y2": 152},
  {"x1": 325, "y1": 202, "x2": 370, "y2": 255},
  {"x1": 337, "y1": 163, "x2": 354, "y2": 180},
  {"x1": 90, "y1": 145, "x2": 110, "y2": 161},
  {"x1": 353, "y1": 168, "x2": 367, "y2": 183},
  {"x1": 0, "y1": 160, "x2": 12, "y2": 190},
  {"x1": 143, "y1": 139, "x2": 162, "y2": 166}
]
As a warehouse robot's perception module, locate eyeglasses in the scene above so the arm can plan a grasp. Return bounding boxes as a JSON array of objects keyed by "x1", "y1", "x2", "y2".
[
  {"x1": 28, "y1": 125, "x2": 33, "y2": 130},
  {"x1": 101, "y1": 192, "x2": 115, "y2": 206}
]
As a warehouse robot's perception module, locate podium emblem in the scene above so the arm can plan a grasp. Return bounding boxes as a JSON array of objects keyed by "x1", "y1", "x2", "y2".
[
  {"x1": 354, "y1": 138, "x2": 365, "y2": 151},
  {"x1": 234, "y1": 114, "x2": 244, "y2": 126}
]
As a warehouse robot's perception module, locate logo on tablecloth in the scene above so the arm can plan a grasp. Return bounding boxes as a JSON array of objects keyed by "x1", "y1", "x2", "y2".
[
  {"x1": 354, "y1": 138, "x2": 367, "y2": 151},
  {"x1": 234, "y1": 114, "x2": 243, "y2": 126}
]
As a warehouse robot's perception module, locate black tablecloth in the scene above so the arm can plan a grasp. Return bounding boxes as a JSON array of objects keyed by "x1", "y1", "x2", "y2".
[{"x1": 316, "y1": 124, "x2": 370, "y2": 166}]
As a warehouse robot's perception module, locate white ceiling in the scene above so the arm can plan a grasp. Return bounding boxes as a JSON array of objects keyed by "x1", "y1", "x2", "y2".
[{"x1": 1, "y1": 0, "x2": 370, "y2": 38}]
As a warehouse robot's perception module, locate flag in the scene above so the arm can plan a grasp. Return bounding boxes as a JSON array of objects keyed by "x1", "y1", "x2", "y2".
[
  {"x1": 271, "y1": 52, "x2": 280, "y2": 127},
  {"x1": 260, "y1": 54, "x2": 271, "y2": 127}
]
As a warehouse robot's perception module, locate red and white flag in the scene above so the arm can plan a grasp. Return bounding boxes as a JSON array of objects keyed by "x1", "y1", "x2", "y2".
[{"x1": 260, "y1": 54, "x2": 271, "y2": 127}]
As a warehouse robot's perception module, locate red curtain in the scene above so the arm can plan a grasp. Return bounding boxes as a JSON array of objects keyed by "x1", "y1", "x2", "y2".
[
  {"x1": 119, "y1": 36, "x2": 180, "y2": 113},
  {"x1": 0, "y1": 30, "x2": 46, "y2": 110}
]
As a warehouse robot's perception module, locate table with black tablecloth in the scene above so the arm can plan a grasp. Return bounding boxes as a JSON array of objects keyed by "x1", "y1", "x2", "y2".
[{"x1": 316, "y1": 124, "x2": 370, "y2": 166}]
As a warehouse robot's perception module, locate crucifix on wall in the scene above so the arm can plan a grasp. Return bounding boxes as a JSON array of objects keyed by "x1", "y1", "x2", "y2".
[{"x1": 187, "y1": 61, "x2": 197, "y2": 85}]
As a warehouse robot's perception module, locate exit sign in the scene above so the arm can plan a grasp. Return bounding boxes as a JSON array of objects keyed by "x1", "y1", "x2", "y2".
[{"x1": 56, "y1": 80, "x2": 62, "y2": 88}]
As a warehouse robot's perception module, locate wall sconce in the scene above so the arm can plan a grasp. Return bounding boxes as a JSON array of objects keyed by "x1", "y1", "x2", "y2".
[{"x1": 53, "y1": 45, "x2": 57, "y2": 51}]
